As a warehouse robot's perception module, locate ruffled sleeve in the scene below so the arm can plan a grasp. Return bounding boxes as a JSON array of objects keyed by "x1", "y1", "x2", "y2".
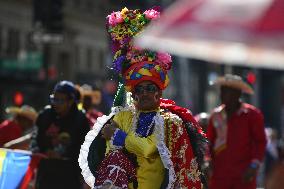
[{"x1": 78, "y1": 106, "x2": 125, "y2": 187}]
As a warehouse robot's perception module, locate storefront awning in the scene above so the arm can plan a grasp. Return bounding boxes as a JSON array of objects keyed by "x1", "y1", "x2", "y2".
[{"x1": 135, "y1": 0, "x2": 284, "y2": 70}]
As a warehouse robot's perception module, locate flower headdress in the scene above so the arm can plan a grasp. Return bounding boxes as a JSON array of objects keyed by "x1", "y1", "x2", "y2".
[{"x1": 107, "y1": 7, "x2": 172, "y2": 92}]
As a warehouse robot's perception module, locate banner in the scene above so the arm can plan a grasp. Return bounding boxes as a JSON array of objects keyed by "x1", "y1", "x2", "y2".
[{"x1": 0, "y1": 149, "x2": 31, "y2": 189}]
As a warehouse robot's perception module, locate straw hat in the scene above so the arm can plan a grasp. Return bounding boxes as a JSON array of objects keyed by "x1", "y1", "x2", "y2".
[
  {"x1": 77, "y1": 84, "x2": 101, "y2": 105},
  {"x1": 5, "y1": 105, "x2": 38, "y2": 122},
  {"x1": 213, "y1": 74, "x2": 254, "y2": 95}
]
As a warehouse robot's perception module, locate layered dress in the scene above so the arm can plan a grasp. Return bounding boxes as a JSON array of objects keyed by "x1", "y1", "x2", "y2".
[{"x1": 79, "y1": 99, "x2": 207, "y2": 189}]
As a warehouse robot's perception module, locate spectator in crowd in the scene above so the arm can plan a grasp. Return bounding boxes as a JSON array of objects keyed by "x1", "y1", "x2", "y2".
[
  {"x1": 264, "y1": 128, "x2": 279, "y2": 177},
  {"x1": 194, "y1": 112, "x2": 211, "y2": 188},
  {"x1": 206, "y1": 74, "x2": 267, "y2": 189},
  {"x1": 195, "y1": 112, "x2": 210, "y2": 132},
  {"x1": 77, "y1": 84, "x2": 103, "y2": 127},
  {"x1": 265, "y1": 138, "x2": 284, "y2": 189},
  {"x1": 30, "y1": 80, "x2": 90, "y2": 189},
  {"x1": 257, "y1": 127, "x2": 279, "y2": 187},
  {"x1": 100, "y1": 80, "x2": 118, "y2": 114},
  {"x1": 0, "y1": 105, "x2": 37, "y2": 148}
]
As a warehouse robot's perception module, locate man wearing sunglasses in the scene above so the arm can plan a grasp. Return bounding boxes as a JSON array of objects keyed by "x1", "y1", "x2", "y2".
[
  {"x1": 31, "y1": 80, "x2": 90, "y2": 189},
  {"x1": 132, "y1": 81, "x2": 161, "y2": 111},
  {"x1": 79, "y1": 7, "x2": 207, "y2": 189}
]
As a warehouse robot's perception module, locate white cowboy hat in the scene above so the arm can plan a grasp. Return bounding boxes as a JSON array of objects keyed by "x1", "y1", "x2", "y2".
[
  {"x1": 5, "y1": 105, "x2": 38, "y2": 122},
  {"x1": 213, "y1": 74, "x2": 254, "y2": 95}
]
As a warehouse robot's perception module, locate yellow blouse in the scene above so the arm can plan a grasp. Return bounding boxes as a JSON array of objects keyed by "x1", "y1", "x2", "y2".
[{"x1": 106, "y1": 110, "x2": 165, "y2": 189}]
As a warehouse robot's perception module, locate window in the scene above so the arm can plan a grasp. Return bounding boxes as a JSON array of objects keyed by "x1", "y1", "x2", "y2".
[
  {"x1": 86, "y1": 47, "x2": 93, "y2": 70},
  {"x1": 0, "y1": 25, "x2": 3, "y2": 55},
  {"x1": 6, "y1": 29, "x2": 20, "y2": 58},
  {"x1": 25, "y1": 32, "x2": 37, "y2": 51},
  {"x1": 98, "y1": 49, "x2": 105, "y2": 70},
  {"x1": 74, "y1": 45, "x2": 80, "y2": 70},
  {"x1": 72, "y1": 0, "x2": 81, "y2": 8},
  {"x1": 58, "y1": 52, "x2": 70, "y2": 79},
  {"x1": 85, "y1": 0, "x2": 95, "y2": 11}
]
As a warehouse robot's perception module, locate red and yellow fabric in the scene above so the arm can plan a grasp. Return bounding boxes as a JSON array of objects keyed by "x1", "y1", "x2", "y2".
[
  {"x1": 161, "y1": 98, "x2": 204, "y2": 188},
  {"x1": 79, "y1": 99, "x2": 206, "y2": 188},
  {"x1": 124, "y1": 61, "x2": 169, "y2": 91},
  {"x1": 107, "y1": 99, "x2": 203, "y2": 189},
  {"x1": 111, "y1": 110, "x2": 164, "y2": 189},
  {"x1": 163, "y1": 110, "x2": 202, "y2": 188}
]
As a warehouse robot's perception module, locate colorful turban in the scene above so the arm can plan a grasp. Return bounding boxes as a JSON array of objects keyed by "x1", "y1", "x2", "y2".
[{"x1": 107, "y1": 7, "x2": 172, "y2": 92}]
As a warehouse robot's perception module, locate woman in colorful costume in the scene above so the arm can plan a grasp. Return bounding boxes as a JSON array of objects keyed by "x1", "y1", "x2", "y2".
[{"x1": 78, "y1": 7, "x2": 207, "y2": 189}]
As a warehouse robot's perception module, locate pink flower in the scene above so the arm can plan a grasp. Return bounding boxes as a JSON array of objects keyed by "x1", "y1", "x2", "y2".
[
  {"x1": 156, "y1": 52, "x2": 172, "y2": 70},
  {"x1": 107, "y1": 11, "x2": 124, "y2": 26},
  {"x1": 144, "y1": 9, "x2": 160, "y2": 20}
]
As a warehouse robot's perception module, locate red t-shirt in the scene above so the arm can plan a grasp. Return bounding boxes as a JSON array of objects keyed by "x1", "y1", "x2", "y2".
[
  {"x1": 0, "y1": 120, "x2": 23, "y2": 146},
  {"x1": 207, "y1": 103, "x2": 267, "y2": 179}
]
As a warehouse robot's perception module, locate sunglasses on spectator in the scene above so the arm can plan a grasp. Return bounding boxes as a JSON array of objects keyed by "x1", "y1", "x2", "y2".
[
  {"x1": 49, "y1": 94, "x2": 66, "y2": 105},
  {"x1": 134, "y1": 84, "x2": 158, "y2": 94}
]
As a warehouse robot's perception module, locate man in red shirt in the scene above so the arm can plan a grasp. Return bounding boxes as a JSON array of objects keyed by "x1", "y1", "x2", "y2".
[
  {"x1": 207, "y1": 74, "x2": 267, "y2": 189},
  {"x1": 0, "y1": 105, "x2": 37, "y2": 147}
]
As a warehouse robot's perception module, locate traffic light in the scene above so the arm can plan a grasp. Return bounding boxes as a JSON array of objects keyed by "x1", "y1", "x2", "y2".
[
  {"x1": 246, "y1": 71, "x2": 256, "y2": 85},
  {"x1": 33, "y1": 0, "x2": 64, "y2": 33},
  {"x1": 13, "y1": 91, "x2": 24, "y2": 106}
]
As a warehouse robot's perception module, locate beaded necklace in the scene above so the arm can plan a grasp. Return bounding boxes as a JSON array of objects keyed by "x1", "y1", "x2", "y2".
[
  {"x1": 129, "y1": 107, "x2": 177, "y2": 188},
  {"x1": 132, "y1": 111, "x2": 158, "y2": 137}
]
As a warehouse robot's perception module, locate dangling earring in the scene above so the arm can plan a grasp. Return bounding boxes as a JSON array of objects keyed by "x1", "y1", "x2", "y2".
[
  {"x1": 134, "y1": 95, "x2": 139, "y2": 102},
  {"x1": 154, "y1": 93, "x2": 159, "y2": 102}
]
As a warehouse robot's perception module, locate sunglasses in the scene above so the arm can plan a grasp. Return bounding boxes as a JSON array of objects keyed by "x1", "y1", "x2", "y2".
[
  {"x1": 49, "y1": 94, "x2": 66, "y2": 105},
  {"x1": 134, "y1": 84, "x2": 158, "y2": 94}
]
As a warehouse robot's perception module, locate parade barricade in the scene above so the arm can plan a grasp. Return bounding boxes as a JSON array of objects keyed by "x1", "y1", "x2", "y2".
[{"x1": 0, "y1": 148, "x2": 44, "y2": 189}]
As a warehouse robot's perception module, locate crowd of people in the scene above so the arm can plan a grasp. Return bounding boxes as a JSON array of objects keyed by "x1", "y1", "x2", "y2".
[
  {"x1": 0, "y1": 6, "x2": 283, "y2": 189},
  {"x1": 0, "y1": 81, "x2": 104, "y2": 189}
]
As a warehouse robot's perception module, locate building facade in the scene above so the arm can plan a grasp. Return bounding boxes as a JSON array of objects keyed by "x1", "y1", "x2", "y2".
[
  {"x1": 0, "y1": 0, "x2": 175, "y2": 119},
  {"x1": 0, "y1": 0, "x2": 111, "y2": 118}
]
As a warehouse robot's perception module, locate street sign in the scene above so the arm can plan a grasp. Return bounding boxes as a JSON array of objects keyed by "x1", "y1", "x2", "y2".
[{"x1": 0, "y1": 51, "x2": 43, "y2": 71}]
